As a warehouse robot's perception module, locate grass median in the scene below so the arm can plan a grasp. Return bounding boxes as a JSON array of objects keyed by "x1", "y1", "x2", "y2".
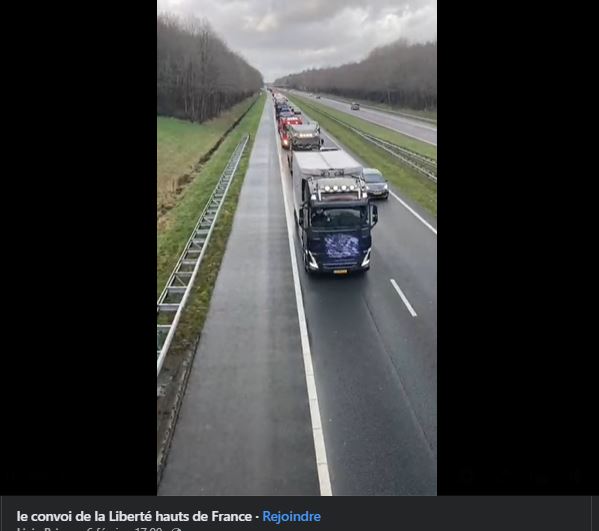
[
  {"x1": 288, "y1": 95, "x2": 437, "y2": 217},
  {"x1": 290, "y1": 94, "x2": 436, "y2": 160}
]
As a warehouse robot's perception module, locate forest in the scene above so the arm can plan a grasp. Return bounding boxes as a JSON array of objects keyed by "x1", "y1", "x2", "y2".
[
  {"x1": 274, "y1": 39, "x2": 436, "y2": 111},
  {"x1": 157, "y1": 15, "x2": 263, "y2": 122}
]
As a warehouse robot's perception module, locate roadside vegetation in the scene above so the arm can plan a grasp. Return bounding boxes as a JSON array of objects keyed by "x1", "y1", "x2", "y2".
[
  {"x1": 158, "y1": 97, "x2": 257, "y2": 220},
  {"x1": 158, "y1": 15, "x2": 262, "y2": 122}
]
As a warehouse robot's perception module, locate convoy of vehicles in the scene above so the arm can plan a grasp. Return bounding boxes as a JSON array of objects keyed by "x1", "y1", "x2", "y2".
[
  {"x1": 272, "y1": 92, "x2": 384, "y2": 274},
  {"x1": 291, "y1": 149, "x2": 378, "y2": 275}
]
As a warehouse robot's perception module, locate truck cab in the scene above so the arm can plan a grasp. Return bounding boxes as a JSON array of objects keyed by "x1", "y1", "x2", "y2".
[
  {"x1": 292, "y1": 150, "x2": 378, "y2": 275},
  {"x1": 286, "y1": 123, "x2": 322, "y2": 163}
]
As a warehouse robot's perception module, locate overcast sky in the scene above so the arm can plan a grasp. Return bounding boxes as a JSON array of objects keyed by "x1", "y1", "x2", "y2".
[{"x1": 157, "y1": 0, "x2": 436, "y2": 82}]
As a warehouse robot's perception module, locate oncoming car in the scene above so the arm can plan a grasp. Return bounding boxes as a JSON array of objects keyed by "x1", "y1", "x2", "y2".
[{"x1": 362, "y1": 168, "x2": 389, "y2": 199}]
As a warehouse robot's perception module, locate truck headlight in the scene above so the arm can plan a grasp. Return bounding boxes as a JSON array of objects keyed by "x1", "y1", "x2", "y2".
[{"x1": 361, "y1": 248, "x2": 371, "y2": 267}]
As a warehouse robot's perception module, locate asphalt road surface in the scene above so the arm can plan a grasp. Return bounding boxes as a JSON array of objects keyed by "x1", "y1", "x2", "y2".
[{"x1": 159, "y1": 100, "x2": 437, "y2": 496}]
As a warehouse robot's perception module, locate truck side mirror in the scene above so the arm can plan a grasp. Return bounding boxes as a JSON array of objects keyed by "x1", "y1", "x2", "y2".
[
  {"x1": 321, "y1": 138, "x2": 324, "y2": 145},
  {"x1": 371, "y1": 204, "x2": 379, "y2": 227}
]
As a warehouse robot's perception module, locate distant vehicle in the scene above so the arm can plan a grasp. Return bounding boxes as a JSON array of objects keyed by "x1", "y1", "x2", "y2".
[
  {"x1": 362, "y1": 168, "x2": 389, "y2": 199},
  {"x1": 351, "y1": 102, "x2": 360, "y2": 110},
  {"x1": 291, "y1": 149, "x2": 378, "y2": 275},
  {"x1": 315, "y1": 95, "x2": 321, "y2": 99}
]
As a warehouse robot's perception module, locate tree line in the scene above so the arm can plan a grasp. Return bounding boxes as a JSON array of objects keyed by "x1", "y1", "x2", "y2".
[
  {"x1": 274, "y1": 39, "x2": 436, "y2": 111},
  {"x1": 157, "y1": 14, "x2": 263, "y2": 122}
]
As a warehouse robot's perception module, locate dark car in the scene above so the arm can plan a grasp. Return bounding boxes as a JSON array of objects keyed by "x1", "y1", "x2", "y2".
[
  {"x1": 363, "y1": 168, "x2": 389, "y2": 199},
  {"x1": 351, "y1": 102, "x2": 360, "y2": 110}
]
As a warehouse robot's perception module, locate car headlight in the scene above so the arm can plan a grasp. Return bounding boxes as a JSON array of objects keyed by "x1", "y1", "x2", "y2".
[{"x1": 384, "y1": 183, "x2": 388, "y2": 189}]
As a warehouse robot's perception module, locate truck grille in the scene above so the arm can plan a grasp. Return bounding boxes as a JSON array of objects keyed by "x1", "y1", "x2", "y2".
[{"x1": 322, "y1": 260, "x2": 358, "y2": 269}]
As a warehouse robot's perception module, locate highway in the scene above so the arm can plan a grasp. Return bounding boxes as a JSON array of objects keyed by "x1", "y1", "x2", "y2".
[
  {"x1": 290, "y1": 90, "x2": 437, "y2": 146},
  {"x1": 159, "y1": 99, "x2": 437, "y2": 495}
]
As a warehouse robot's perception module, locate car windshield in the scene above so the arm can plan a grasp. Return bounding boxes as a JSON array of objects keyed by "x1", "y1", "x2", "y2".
[
  {"x1": 363, "y1": 172, "x2": 384, "y2": 183},
  {"x1": 310, "y1": 206, "x2": 368, "y2": 229}
]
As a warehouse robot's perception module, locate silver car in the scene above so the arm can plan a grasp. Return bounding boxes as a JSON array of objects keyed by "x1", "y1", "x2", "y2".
[{"x1": 363, "y1": 168, "x2": 389, "y2": 199}]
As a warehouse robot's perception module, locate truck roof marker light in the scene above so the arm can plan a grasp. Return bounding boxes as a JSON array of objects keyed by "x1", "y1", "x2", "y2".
[
  {"x1": 350, "y1": 185, "x2": 355, "y2": 190},
  {"x1": 333, "y1": 185, "x2": 339, "y2": 191},
  {"x1": 341, "y1": 185, "x2": 347, "y2": 191},
  {"x1": 324, "y1": 185, "x2": 331, "y2": 192},
  {"x1": 311, "y1": 194, "x2": 317, "y2": 201}
]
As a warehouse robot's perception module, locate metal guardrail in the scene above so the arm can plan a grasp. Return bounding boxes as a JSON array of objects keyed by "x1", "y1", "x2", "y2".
[
  {"x1": 157, "y1": 134, "x2": 249, "y2": 376},
  {"x1": 358, "y1": 132, "x2": 437, "y2": 183},
  {"x1": 291, "y1": 98, "x2": 437, "y2": 183}
]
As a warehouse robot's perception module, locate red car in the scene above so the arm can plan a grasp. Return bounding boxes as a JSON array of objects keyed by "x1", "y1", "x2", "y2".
[{"x1": 279, "y1": 116, "x2": 302, "y2": 149}]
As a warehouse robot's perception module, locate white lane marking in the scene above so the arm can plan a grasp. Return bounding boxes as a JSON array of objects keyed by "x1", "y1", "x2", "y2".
[
  {"x1": 390, "y1": 279, "x2": 418, "y2": 317},
  {"x1": 389, "y1": 190, "x2": 437, "y2": 236},
  {"x1": 271, "y1": 107, "x2": 333, "y2": 496}
]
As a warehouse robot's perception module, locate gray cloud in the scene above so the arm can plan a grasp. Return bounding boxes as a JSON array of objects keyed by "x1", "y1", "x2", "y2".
[{"x1": 157, "y1": 0, "x2": 437, "y2": 81}]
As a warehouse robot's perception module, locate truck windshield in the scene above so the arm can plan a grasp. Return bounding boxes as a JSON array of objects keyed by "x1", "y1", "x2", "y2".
[{"x1": 310, "y1": 206, "x2": 368, "y2": 230}]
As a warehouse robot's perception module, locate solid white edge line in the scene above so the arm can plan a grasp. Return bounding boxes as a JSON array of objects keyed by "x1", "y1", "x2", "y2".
[
  {"x1": 390, "y1": 279, "x2": 418, "y2": 317},
  {"x1": 389, "y1": 190, "x2": 437, "y2": 235},
  {"x1": 271, "y1": 106, "x2": 333, "y2": 496}
]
